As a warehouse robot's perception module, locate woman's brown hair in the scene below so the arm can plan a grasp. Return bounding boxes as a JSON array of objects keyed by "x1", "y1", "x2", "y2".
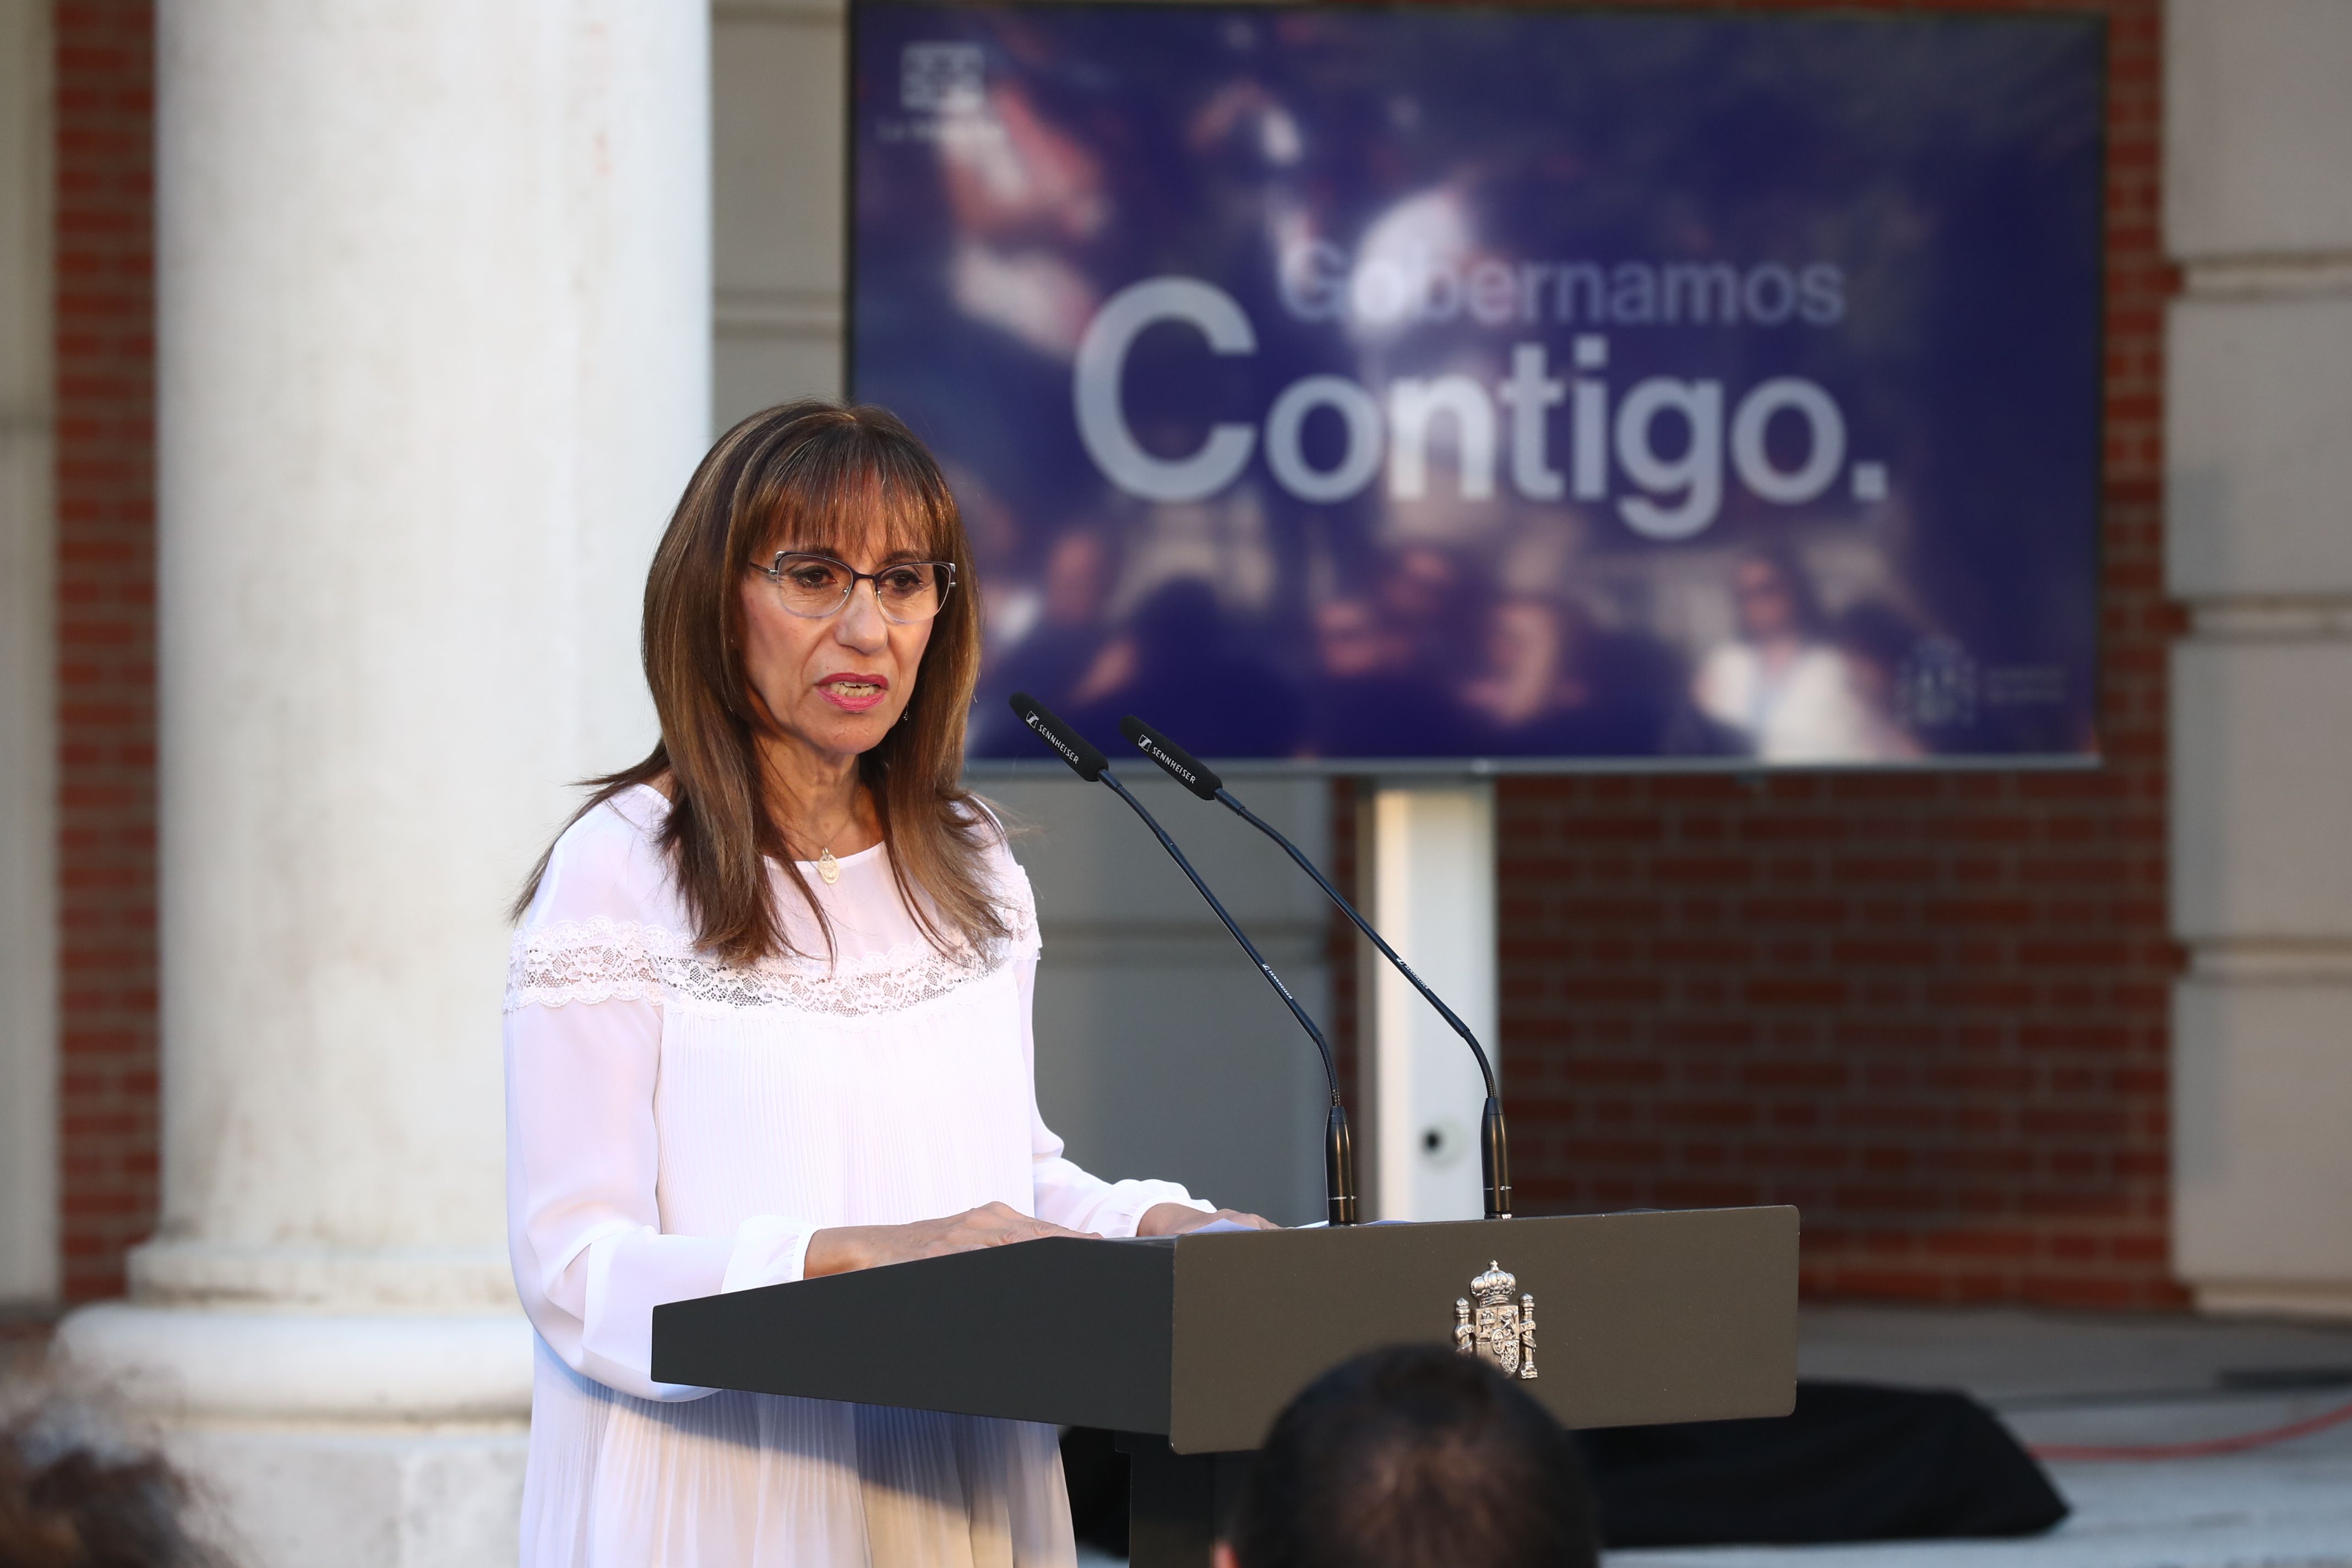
[{"x1": 514, "y1": 401, "x2": 1009, "y2": 964}]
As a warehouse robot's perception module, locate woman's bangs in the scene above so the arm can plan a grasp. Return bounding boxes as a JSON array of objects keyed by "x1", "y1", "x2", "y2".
[{"x1": 752, "y1": 440, "x2": 955, "y2": 566}]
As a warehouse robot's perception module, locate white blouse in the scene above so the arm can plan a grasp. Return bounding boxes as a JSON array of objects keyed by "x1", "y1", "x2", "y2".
[{"x1": 504, "y1": 785, "x2": 1207, "y2": 1567}]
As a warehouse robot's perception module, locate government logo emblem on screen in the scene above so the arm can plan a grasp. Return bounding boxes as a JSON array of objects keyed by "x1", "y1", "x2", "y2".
[
  {"x1": 900, "y1": 42, "x2": 984, "y2": 115},
  {"x1": 1455, "y1": 1262, "x2": 1538, "y2": 1380}
]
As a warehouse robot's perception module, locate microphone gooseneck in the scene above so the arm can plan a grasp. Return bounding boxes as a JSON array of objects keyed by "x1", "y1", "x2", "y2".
[
  {"x1": 1011, "y1": 695, "x2": 1359, "y2": 1226},
  {"x1": 1120, "y1": 714, "x2": 1513, "y2": 1222}
]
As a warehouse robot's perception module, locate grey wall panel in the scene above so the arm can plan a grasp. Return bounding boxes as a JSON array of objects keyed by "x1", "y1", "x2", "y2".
[
  {"x1": 0, "y1": 0, "x2": 55, "y2": 1305},
  {"x1": 714, "y1": 0, "x2": 847, "y2": 425},
  {"x1": 988, "y1": 774, "x2": 1333, "y2": 1227}
]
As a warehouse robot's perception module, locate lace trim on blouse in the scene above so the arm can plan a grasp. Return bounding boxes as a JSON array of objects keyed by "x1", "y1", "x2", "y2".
[{"x1": 506, "y1": 895, "x2": 1039, "y2": 1019}]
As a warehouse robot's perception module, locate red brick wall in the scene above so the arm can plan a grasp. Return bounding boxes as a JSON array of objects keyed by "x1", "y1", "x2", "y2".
[
  {"x1": 1483, "y1": 0, "x2": 2180, "y2": 1309},
  {"x1": 53, "y1": 0, "x2": 156, "y2": 1304}
]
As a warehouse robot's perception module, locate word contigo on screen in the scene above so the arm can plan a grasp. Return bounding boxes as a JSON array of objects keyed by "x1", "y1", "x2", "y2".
[{"x1": 1074, "y1": 276, "x2": 1886, "y2": 541}]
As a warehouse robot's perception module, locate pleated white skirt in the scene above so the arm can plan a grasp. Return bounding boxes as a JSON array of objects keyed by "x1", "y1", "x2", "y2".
[{"x1": 520, "y1": 1338, "x2": 1077, "y2": 1568}]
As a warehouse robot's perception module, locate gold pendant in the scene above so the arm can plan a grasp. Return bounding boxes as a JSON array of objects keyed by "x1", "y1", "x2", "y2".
[{"x1": 816, "y1": 847, "x2": 840, "y2": 885}]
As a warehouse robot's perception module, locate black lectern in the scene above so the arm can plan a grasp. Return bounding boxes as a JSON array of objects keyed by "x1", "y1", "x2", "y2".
[{"x1": 654, "y1": 1206, "x2": 1798, "y2": 1564}]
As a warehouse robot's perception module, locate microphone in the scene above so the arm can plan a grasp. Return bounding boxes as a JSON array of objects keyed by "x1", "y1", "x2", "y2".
[
  {"x1": 1009, "y1": 694, "x2": 1358, "y2": 1226},
  {"x1": 1120, "y1": 714, "x2": 1513, "y2": 1221}
]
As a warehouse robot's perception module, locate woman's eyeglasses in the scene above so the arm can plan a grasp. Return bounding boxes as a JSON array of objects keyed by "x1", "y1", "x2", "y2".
[{"x1": 749, "y1": 552, "x2": 957, "y2": 624}]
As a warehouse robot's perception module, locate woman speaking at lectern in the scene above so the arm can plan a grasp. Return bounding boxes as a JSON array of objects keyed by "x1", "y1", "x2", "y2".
[{"x1": 503, "y1": 402, "x2": 1268, "y2": 1566}]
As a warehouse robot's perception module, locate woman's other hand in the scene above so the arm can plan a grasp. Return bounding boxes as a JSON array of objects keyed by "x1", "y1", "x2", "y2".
[
  {"x1": 804, "y1": 1201, "x2": 1096, "y2": 1277},
  {"x1": 1136, "y1": 1204, "x2": 1279, "y2": 1237}
]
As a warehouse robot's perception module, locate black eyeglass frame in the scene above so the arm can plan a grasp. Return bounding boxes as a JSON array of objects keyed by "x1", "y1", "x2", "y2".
[{"x1": 748, "y1": 551, "x2": 960, "y2": 624}]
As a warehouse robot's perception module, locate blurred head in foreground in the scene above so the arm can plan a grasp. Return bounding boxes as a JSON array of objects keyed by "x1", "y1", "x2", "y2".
[
  {"x1": 1218, "y1": 1344, "x2": 1598, "y2": 1568},
  {"x1": 0, "y1": 1398, "x2": 229, "y2": 1567}
]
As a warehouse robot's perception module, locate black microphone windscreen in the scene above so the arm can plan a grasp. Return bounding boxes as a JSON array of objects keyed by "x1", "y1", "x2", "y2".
[
  {"x1": 1009, "y1": 693, "x2": 1107, "y2": 781},
  {"x1": 1120, "y1": 716, "x2": 1223, "y2": 801}
]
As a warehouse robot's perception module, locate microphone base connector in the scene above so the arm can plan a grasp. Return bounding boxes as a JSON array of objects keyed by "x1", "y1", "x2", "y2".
[
  {"x1": 1325, "y1": 1104, "x2": 1359, "y2": 1227},
  {"x1": 1479, "y1": 1099, "x2": 1513, "y2": 1224}
]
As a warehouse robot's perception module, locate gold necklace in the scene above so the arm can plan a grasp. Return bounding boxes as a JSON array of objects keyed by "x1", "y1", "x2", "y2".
[{"x1": 805, "y1": 801, "x2": 856, "y2": 885}]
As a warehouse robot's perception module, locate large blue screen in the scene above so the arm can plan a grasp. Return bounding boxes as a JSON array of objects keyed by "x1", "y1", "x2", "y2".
[{"x1": 850, "y1": 6, "x2": 2105, "y2": 767}]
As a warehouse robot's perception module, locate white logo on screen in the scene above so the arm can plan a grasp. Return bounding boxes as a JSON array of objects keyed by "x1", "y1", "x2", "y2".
[{"x1": 901, "y1": 43, "x2": 985, "y2": 115}]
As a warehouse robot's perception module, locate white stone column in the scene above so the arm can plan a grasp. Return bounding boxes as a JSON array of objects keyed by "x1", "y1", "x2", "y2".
[
  {"x1": 0, "y1": 0, "x2": 56, "y2": 1308},
  {"x1": 2166, "y1": 0, "x2": 2352, "y2": 1319},
  {"x1": 1362, "y1": 783, "x2": 1498, "y2": 1221},
  {"x1": 56, "y1": 5, "x2": 710, "y2": 1564}
]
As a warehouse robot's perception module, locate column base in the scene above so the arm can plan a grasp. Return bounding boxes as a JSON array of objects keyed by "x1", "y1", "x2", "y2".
[
  {"x1": 160, "y1": 1422, "x2": 527, "y2": 1568},
  {"x1": 54, "y1": 1303, "x2": 535, "y2": 1568},
  {"x1": 2191, "y1": 1279, "x2": 2352, "y2": 1323}
]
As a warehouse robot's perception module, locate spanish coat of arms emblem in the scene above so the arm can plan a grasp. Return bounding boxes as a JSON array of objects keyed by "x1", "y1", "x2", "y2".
[{"x1": 1455, "y1": 1261, "x2": 1538, "y2": 1379}]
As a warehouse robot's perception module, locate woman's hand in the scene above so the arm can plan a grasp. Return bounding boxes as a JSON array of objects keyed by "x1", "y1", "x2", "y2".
[
  {"x1": 803, "y1": 1201, "x2": 1096, "y2": 1278},
  {"x1": 1136, "y1": 1203, "x2": 1280, "y2": 1237}
]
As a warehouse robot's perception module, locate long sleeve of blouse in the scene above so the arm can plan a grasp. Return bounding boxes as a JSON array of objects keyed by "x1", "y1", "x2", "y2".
[{"x1": 503, "y1": 790, "x2": 1206, "y2": 1404}]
